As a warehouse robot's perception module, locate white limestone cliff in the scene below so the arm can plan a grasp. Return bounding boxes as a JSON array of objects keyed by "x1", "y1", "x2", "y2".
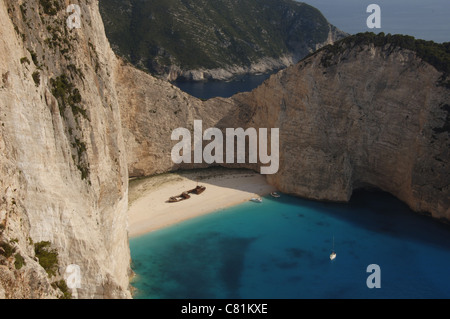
[
  {"x1": 1, "y1": 0, "x2": 448, "y2": 299},
  {"x1": 119, "y1": 42, "x2": 450, "y2": 221},
  {"x1": 0, "y1": 0, "x2": 130, "y2": 298}
]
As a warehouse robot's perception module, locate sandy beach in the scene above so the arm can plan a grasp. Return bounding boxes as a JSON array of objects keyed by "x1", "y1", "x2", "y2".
[{"x1": 128, "y1": 168, "x2": 276, "y2": 237}]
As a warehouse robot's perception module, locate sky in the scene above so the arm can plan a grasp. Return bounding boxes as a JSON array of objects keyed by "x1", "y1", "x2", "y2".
[{"x1": 298, "y1": 0, "x2": 450, "y2": 43}]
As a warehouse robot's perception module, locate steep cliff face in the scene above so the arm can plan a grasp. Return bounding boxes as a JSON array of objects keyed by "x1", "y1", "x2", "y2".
[
  {"x1": 116, "y1": 62, "x2": 237, "y2": 177},
  {"x1": 0, "y1": 0, "x2": 130, "y2": 298},
  {"x1": 120, "y1": 38, "x2": 449, "y2": 221},
  {"x1": 234, "y1": 42, "x2": 450, "y2": 221},
  {"x1": 1, "y1": 0, "x2": 448, "y2": 299}
]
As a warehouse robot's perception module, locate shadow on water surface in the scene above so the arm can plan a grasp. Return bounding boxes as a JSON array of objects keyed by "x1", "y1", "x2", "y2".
[
  {"x1": 130, "y1": 169, "x2": 450, "y2": 299},
  {"x1": 132, "y1": 230, "x2": 256, "y2": 299},
  {"x1": 291, "y1": 188, "x2": 450, "y2": 251},
  {"x1": 133, "y1": 167, "x2": 450, "y2": 253}
]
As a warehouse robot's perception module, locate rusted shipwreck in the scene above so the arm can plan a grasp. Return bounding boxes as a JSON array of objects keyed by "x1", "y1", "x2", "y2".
[{"x1": 167, "y1": 185, "x2": 206, "y2": 203}]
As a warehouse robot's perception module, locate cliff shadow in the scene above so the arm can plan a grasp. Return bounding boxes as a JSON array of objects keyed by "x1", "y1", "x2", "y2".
[{"x1": 290, "y1": 187, "x2": 450, "y2": 252}]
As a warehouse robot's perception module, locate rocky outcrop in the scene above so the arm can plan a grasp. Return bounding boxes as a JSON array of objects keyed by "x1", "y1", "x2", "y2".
[
  {"x1": 1, "y1": 0, "x2": 448, "y2": 299},
  {"x1": 119, "y1": 40, "x2": 449, "y2": 221},
  {"x1": 0, "y1": 0, "x2": 130, "y2": 298},
  {"x1": 234, "y1": 43, "x2": 450, "y2": 221},
  {"x1": 116, "y1": 62, "x2": 203, "y2": 176},
  {"x1": 116, "y1": 60, "x2": 239, "y2": 176},
  {"x1": 172, "y1": 25, "x2": 347, "y2": 82},
  {"x1": 139, "y1": 25, "x2": 347, "y2": 82},
  {"x1": 166, "y1": 54, "x2": 296, "y2": 82},
  {"x1": 100, "y1": 0, "x2": 348, "y2": 81}
]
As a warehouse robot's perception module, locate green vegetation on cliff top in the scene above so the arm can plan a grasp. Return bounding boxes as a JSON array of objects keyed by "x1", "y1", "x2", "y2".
[
  {"x1": 315, "y1": 32, "x2": 450, "y2": 134},
  {"x1": 99, "y1": 0, "x2": 344, "y2": 75},
  {"x1": 317, "y1": 32, "x2": 450, "y2": 83}
]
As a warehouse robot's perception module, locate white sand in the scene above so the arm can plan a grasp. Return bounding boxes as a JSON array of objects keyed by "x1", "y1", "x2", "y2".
[{"x1": 128, "y1": 169, "x2": 276, "y2": 237}]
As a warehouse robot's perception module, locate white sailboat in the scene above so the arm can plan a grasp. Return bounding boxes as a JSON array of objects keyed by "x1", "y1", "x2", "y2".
[{"x1": 330, "y1": 236, "x2": 336, "y2": 260}]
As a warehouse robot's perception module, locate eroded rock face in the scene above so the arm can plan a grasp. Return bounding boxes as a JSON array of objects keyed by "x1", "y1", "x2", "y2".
[
  {"x1": 119, "y1": 42, "x2": 449, "y2": 221},
  {"x1": 0, "y1": 0, "x2": 130, "y2": 298},
  {"x1": 235, "y1": 44, "x2": 449, "y2": 220},
  {"x1": 116, "y1": 62, "x2": 243, "y2": 177},
  {"x1": 1, "y1": 0, "x2": 448, "y2": 300}
]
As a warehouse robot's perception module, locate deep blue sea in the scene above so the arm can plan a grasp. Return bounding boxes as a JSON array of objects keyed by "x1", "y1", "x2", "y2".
[
  {"x1": 173, "y1": 73, "x2": 274, "y2": 100},
  {"x1": 132, "y1": 2, "x2": 450, "y2": 299},
  {"x1": 130, "y1": 190, "x2": 450, "y2": 299}
]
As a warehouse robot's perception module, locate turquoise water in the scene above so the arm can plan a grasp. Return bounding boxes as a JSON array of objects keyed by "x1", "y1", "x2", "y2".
[{"x1": 130, "y1": 190, "x2": 450, "y2": 299}]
